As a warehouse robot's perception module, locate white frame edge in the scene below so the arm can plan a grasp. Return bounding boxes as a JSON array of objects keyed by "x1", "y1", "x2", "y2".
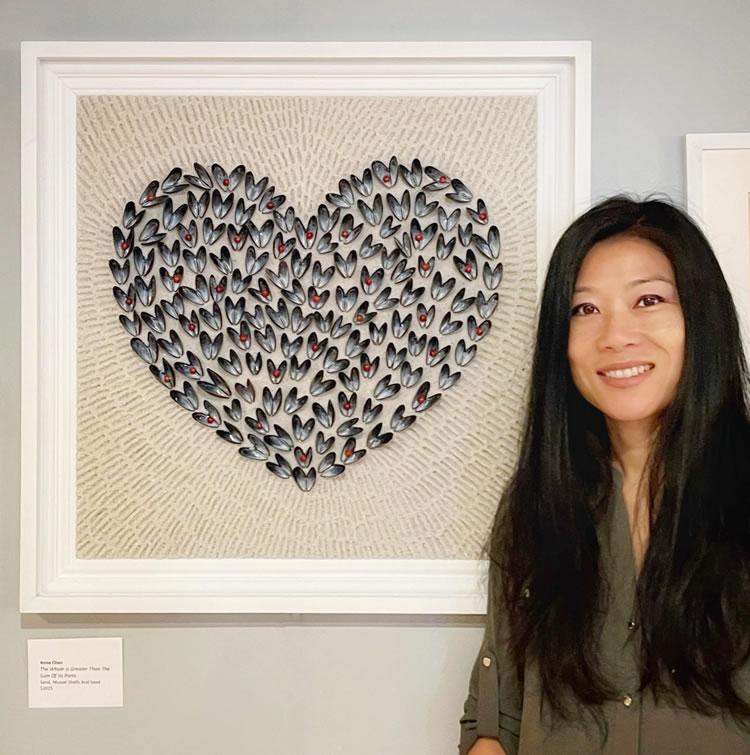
[
  {"x1": 20, "y1": 41, "x2": 591, "y2": 613},
  {"x1": 685, "y1": 132, "x2": 750, "y2": 359},
  {"x1": 685, "y1": 132, "x2": 750, "y2": 216}
]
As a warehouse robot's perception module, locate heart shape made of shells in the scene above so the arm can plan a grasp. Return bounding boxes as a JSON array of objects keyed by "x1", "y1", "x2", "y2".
[{"x1": 110, "y1": 157, "x2": 503, "y2": 492}]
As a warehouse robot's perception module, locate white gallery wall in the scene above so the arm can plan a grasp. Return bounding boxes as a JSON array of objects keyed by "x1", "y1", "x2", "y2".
[{"x1": 2, "y1": 1, "x2": 749, "y2": 753}]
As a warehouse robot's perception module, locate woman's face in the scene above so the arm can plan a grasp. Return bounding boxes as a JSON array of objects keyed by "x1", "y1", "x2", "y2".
[{"x1": 567, "y1": 234, "x2": 685, "y2": 433}]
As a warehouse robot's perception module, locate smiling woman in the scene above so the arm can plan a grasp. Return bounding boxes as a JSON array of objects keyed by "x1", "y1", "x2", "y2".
[
  {"x1": 459, "y1": 197, "x2": 750, "y2": 754},
  {"x1": 568, "y1": 235, "x2": 685, "y2": 439}
]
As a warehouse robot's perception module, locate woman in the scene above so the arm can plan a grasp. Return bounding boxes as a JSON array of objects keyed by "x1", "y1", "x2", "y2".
[{"x1": 459, "y1": 197, "x2": 750, "y2": 754}]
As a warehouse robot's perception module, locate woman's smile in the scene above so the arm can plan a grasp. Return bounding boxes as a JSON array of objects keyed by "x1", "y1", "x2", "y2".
[{"x1": 597, "y1": 362, "x2": 655, "y2": 386}]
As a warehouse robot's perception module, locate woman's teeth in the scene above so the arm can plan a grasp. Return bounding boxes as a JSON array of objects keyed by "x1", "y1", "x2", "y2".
[{"x1": 603, "y1": 364, "x2": 653, "y2": 379}]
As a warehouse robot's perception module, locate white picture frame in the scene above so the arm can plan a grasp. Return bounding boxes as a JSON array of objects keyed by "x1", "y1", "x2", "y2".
[
  {"x1": 20, "y1": 41, "x2": 591, "y2": 614},
  {"x1": 686, "y1": 133, "x2": 750, "y2": 357}
]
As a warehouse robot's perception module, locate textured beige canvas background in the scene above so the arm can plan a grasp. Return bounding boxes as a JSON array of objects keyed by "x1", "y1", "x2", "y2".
[{"x1": 76, "y1": 95, "x2": 537, "y2": 559}]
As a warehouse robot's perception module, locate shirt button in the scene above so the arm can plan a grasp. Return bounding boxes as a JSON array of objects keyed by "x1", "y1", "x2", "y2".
[
  {"x1": 627, "y1": 620, "x2": 637, "y2": 630},
  {"x1": 482, "y1": 656, "x2": 492, "y2": 668},
  {"x1": 622, "y1": 694, "x2": 633, "y2": 707}
]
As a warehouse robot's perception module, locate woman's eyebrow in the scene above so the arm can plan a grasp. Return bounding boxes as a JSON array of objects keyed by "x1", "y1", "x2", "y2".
[
  {"x1": 628, "y1": 276, "x2": 676, "y2": 288},
  {"x1": 573, "y1": 276, "x2": 676, "y2": 295}
]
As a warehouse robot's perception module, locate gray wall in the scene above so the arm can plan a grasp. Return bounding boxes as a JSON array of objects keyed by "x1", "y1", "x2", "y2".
[{"x1": 2, "y1": 1, "x2": 749, "y2": 753}]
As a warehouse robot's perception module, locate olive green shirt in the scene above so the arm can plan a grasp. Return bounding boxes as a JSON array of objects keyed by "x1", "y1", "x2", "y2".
[{"x1": 459, "y1": 475, "x2": 750, "y2": 754}]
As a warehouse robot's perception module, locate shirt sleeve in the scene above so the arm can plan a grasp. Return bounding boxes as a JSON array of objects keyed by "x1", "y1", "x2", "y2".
[{"x1": 458, "y1": 561, "x2": 523, "y2": 755}]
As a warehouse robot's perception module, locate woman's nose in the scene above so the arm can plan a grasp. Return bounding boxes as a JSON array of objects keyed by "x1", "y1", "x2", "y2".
[{"x1": 596, "y1": 310, "x2": 641, "y2": 350}]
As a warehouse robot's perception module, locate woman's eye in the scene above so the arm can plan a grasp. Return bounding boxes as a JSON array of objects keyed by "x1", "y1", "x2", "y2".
[
  {"x1": 571, "y1": 303, "x2": 598, "y2": 316},
  {"x1": 637, "y1": 295, "x2": 663, "y2": 308}
]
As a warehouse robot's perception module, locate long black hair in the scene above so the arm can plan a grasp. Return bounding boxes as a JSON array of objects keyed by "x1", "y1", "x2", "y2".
[{"x1": 491, "y1": 196, "x2": 750, "y2": 726}]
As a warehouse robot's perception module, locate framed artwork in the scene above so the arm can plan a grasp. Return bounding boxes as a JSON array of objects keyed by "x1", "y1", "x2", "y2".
[
  {"x1": 686, "y1": 133, "x2": 750, "y2": 356},
  {"x1": 20, "y1": 41, "x2": 590, "y2": 613}
]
